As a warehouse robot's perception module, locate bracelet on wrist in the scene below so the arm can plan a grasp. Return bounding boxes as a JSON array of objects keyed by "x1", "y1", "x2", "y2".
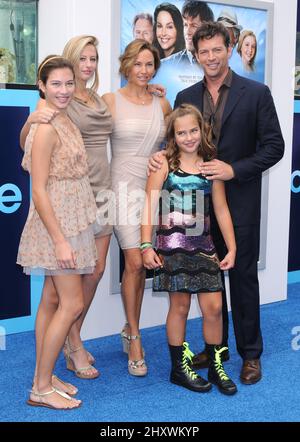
[{"x1": 140, "y1": 242, "x2": 152, "y2": 251}]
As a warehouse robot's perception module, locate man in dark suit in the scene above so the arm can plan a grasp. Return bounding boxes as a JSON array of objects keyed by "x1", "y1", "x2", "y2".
[{"x1": 171, "y1": 21, "x2": 284, "y2": 384}]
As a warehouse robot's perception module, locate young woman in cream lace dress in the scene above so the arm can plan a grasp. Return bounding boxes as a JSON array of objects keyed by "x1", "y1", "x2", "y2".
[{"x1": 17, "y1": 56, "x2": 98, "y2": 410}]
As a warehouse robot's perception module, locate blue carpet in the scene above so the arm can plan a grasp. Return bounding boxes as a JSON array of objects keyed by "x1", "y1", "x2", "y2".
[{"x1": 1, "y1": 283, "x2": 300, "y2": 422}]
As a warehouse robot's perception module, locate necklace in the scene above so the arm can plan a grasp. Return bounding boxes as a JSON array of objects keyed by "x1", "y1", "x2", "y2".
[{"x1": 123, "y1": 88, "x2": 148, "y2": 105}]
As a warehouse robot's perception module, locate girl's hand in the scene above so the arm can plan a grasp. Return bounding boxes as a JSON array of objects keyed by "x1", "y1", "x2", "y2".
[
  {"x1": 147, "y1": 150, "x2": 166, "y2": 176},
  {"x1": 55, "y1": 240, "x2": 76, "y2": 269},
  {"x1": 219, "y1": 251, "x2": 236, "y2": 270},
  {"x1": 147, "y1": 84, "x2": 166, "y2": 97},
  {"x1": 142, "y1": 248, "x2": 163, "y2": 270},
  {"x1": 28, "y1": 108, "x2": 59, "y2": 125}
]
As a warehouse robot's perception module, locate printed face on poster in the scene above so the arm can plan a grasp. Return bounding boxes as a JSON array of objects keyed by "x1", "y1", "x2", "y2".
[{"x1": 121, "y1": 0, "x2": 273, "y2": 106}]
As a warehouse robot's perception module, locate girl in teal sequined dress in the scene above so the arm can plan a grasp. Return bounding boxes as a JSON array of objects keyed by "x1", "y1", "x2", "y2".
[{"x1": 141, "y1": 104, "x2": 237, "y2": 395}]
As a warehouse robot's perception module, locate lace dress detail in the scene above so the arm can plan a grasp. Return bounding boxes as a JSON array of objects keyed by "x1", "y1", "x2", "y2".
[
  {"x1": 17, "y1": 112, "x2": 98, "y2": 275},
  {"x1": 153, "y1": 169, "x2": 223, "y2": 294}
]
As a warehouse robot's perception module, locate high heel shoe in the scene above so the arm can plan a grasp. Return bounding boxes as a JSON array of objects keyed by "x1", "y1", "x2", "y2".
[
  {"x1": 64, "y1": 337, "x2": 95, "y2": 365},
  {"x1": 86, "y1": 350, "x2": 95, "y2": 365},
  {"x1": 121, "y1": 323, "x2": 146, "y2": 356},
  {"x1": 128, "y1": 335, "x2": 147, "y2": 377},
  {"x1": 64, "y1": 342, "x2": 99, "y2": 380},
  {"x1": 121, "y1": 323, "x2": 130, "y2": 354}
]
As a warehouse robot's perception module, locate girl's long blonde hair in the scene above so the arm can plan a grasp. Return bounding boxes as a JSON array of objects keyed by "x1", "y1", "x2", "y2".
[{"x1": 166, "y1": 104, "x2": 216, "y2": 171}]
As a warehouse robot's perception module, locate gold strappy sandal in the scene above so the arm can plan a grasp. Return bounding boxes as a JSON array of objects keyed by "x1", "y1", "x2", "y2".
[
  {"x1": 52, "y1": 374, "x2": 78, "y2": 396},
  {"x1": 121, "y1": 323, "x2": 130, "y2": 353},
  {"x1": 32, "y1": 374, "x2": 78, "y2": 397},
  {"x1": 64, "y1": 343, "x2": 99, "y2": 380},
  {"x1": 121, "y1": 324, "x2": 146, "y2": 357},
  {"x1": 64, "y1": 337, "x2": 95, "y2": 365},
  {"x1": 128, "y1": 335, "x2": 148, "y2": 377},
  {"x1": 27, "y1": 387, "x2": 81, "y2": 410}
]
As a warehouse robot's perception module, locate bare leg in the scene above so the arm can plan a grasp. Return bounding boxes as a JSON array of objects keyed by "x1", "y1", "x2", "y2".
[
  {"x1": 66, "y1": 234, "x2": 110, "y2": 373},
  {"x1": 77, "y1": 234, "x2": 111, "y2": 331},
  {"x1": 33, "y1": 277, "x2": 78, "y2": 395},
  {"x1": 166, "y1": 292, "x2": 191, "y2": 345},
  {"x1": 122, "y1": 250, "x2": 146, "y2": 339},
  {"x1": 135, "y1": 274, "x2": 146, "y2": 328},
  {"x1": 32, "y1": 274, "x2": 85, "y2": 409},
  {"x1": 197, "y1": 292, "x2": 223, "y2": 345},
  {"x1": 121, "y1": 248, "x2": 146, "y2": 361},
  {"x1": 34, "y1": 277, "x2": 58, "y2": 376}
]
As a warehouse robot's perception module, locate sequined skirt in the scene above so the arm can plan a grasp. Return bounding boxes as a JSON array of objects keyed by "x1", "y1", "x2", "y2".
[{"x1": 153, "y1": 250, "x2": 223, "y2": 294}]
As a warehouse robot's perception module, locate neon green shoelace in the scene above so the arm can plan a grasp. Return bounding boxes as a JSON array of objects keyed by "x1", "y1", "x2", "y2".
[
  {"x1": 214, "y1": 347, "x2": 229, "y2": 381},
  {"x1": 182, "y1": 342, "x2": 195, "y2": 361},
  {"x1": 182, "y1": 342, "x2": 198, "y2": 380}
]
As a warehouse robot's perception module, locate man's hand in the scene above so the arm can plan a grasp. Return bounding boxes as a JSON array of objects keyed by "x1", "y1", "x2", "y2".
[
  {"x1": 198, "y1": 159, "x2": 235, "y2": 181},
  {"x1": 147, "y1": 150, "x2": 166, "y2": 176},
  {"x1": 147, "y1": 83, "x2": 166, "y2": 97}
]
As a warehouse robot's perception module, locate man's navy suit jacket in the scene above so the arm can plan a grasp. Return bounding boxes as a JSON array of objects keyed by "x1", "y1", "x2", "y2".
[{"x1": 174, "y1": 71, "x2": 285, "y2": 227}]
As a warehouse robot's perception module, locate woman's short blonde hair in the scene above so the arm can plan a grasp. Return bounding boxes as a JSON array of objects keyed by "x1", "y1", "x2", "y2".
[
  {"x1": 119, "y1": 39, "x2": 160, "y2": 80},
  {"x1": 62, "y1": 35, "x2": 99, "y2": 92}
]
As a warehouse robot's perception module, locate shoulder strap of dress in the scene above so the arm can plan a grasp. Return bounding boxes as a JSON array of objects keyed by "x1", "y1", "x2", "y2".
[{"x1": 152, "y1": 94, "x2": 164, "y2": 116}]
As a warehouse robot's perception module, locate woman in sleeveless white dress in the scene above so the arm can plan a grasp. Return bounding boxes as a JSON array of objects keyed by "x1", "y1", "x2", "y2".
[{"x1": 103, "y1": 39, "x2": 171, "y2": 376}]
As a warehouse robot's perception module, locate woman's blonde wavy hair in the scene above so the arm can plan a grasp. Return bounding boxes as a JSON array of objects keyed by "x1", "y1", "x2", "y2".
[
  {"x1": 166, "y1": 104, "x2": 216, "y2": 171},
  {"x1": 62, "y1": 35, "x2": 99, "y2": 92},
  {"x1": 119, "y1": 39, "x2": 160, "y2": 79}
]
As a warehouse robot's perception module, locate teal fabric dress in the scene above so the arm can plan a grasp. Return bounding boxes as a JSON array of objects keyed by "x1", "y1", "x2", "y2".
[{"x1": 153, "y1": 169, "x2": 223, "y2": 294}]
